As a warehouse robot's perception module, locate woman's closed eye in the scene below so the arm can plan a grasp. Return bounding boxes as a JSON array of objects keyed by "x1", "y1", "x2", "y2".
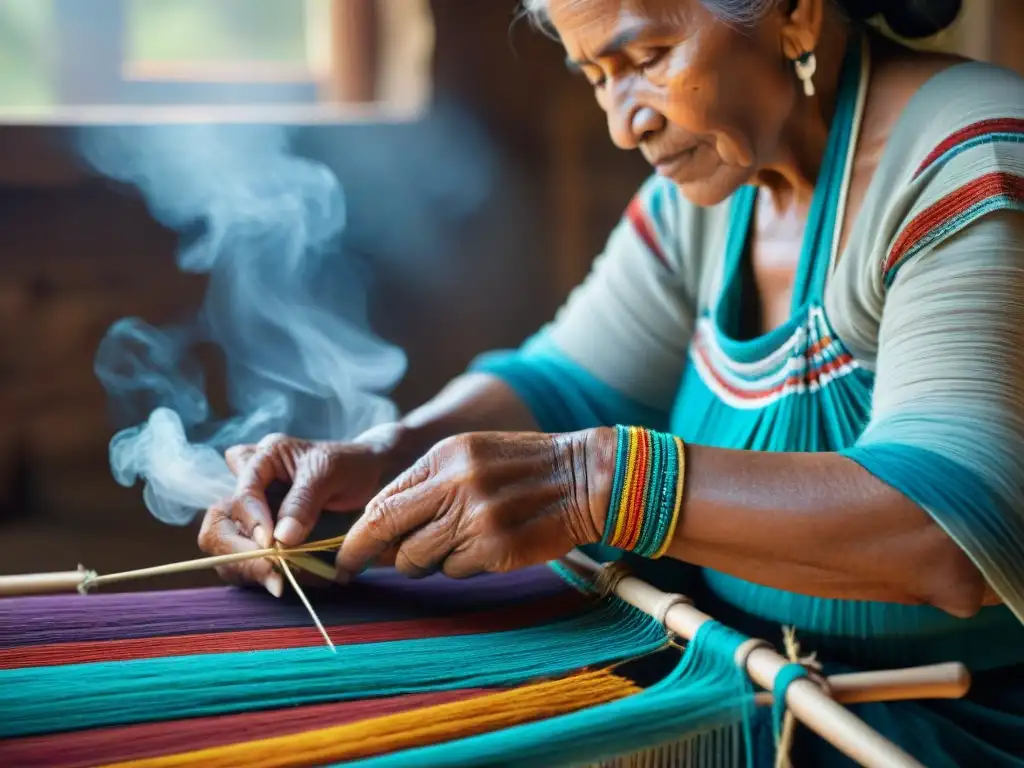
[{"x1": 636, "y1": 48, "x2": 669, "y2": 72}]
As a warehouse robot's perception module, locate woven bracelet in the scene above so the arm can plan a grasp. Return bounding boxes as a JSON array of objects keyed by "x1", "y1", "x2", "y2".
[{"x1": 602, "y1": 426, "x2": 685, "y2": 558}]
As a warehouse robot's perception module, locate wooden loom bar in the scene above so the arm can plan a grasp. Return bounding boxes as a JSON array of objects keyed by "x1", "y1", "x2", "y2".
[
  {"x1": 751, "y1": 662, "x2": 970, "y2": 707},
  {"x1": 0, "y1": 566, "x2": 95, "y2": 597},
  {"x1": 563, "y1": 550, "x2": 938, "y2": 768}
]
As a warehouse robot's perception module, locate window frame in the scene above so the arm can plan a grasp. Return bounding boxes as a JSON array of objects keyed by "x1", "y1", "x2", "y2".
[{"x1": 40, "y1": 0, "x2": 413, "y2": 123}]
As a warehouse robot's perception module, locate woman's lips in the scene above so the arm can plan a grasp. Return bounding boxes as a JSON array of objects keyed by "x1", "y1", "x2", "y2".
[{"x1": 653, "y1": 146, "x2": 698, "y2": 180}]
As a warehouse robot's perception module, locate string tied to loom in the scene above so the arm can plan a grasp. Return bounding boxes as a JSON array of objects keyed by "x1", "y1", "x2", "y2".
[
  {"x1": 773, "y1": 625, "x2": 831, "y2": 768},
  {"x1": 593, "y1": 561, "x2": 632, "y2": 599}
]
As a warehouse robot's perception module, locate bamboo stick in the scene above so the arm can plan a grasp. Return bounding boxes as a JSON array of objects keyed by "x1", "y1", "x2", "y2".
[
  {"x1": 0, "y1": 537, "x2": 347, "y2": 596},
  {"x1": 563, "y1": 550, "x2": 944, "y2": 768},
  {"x1": 0, "y1": 566, "x2": 96, "y2": 597},
  {"x1": 79, "y1": 536, "x2": 347, "y2": 593}
]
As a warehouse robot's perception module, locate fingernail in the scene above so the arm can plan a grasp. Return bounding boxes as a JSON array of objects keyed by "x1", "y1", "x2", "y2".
[
  {"x1": 274, "y1": 517, "x2": 303, "y2": 547},
  {"x1": 265, "y1": 572, "x2": 284, "y2": 599},
  {"x1": 252, "y1": 524, "x2": 272, "y2": 549}
]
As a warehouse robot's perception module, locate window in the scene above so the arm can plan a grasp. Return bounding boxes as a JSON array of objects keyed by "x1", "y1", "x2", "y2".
[
  {"x1": 0, "y1": 0, "x2": 55, "y2": 115},
  {"x1": 0, "y1": 0, "x2": 433, "y2": 123}
]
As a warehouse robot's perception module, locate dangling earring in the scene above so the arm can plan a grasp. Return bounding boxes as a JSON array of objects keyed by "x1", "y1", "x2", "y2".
[{"x1": 794, "y1": 51, "x2": 817, "y2": 97}]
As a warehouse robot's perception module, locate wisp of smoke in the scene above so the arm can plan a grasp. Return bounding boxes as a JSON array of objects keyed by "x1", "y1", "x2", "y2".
[{"x1": 79, "y1": 124, "x2": 408, "y2": 526}]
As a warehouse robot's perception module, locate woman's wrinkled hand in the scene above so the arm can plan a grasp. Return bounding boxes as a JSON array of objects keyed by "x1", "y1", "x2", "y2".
[
  {"x1": 336, "y1": 429, "x2": 612, "y2": 581},
  {"x1": 197, "y1": 425, "x2": 402, "y2": 596}
]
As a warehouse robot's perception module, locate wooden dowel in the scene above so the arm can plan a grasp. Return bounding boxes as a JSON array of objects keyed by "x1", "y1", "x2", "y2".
[
  {"x1": 564, "y1": 550, "x2": 929, "y2": 768},
  {"x1": 0, "y1": 566, "x2": 95, "y2": 597},
  {"x1": 81, "y1": 549, "x2": 283, "y2": 591},
  {"x1": 0, "y1": 537, "x2": 348, "y2": 597},
  {"x1": 826, "y1": 662, "x2": 971, "y2": 705},
  {"x1": 752, "y1": 662, "x2": 971, "y2": 706}
]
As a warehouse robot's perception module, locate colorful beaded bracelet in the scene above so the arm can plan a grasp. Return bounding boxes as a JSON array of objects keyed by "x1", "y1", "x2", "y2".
[{"x1": 602, "y1": 426, "x2": 686, "y2": 558}]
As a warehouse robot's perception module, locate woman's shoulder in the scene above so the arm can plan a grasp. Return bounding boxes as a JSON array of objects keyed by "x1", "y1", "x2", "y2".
[
  {"x1": 828, "y1": 50, "x2": 1024, "y2": 361},
  {"x1": 869, "y1": 49, "x2": 1024, "y2": 192},
  {"x1": 851, "y1": 49, "x2": 1024, "y2": 268}
]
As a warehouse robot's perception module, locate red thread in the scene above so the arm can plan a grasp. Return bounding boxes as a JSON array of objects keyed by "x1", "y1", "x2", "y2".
[
  {"x1": 693, "y1": 337, "x2": 854, "y2": 403},
  {"x1": 627, "y1": 197, "x2": 670, "y2": 269},
  {"x1": 621, "y1": 428, "x2": 650, "y2": 551},
  {"x1": 884, "y1": 172, "x2": 1024, "y2": 277},
  {"x1": 915, "y1": 119, "x2": 1024, "y2": 178}
]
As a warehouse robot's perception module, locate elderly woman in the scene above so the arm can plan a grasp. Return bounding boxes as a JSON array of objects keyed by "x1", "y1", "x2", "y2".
[{"x1": 200, "y1": 0, "x2": 1024, "y2": 763}]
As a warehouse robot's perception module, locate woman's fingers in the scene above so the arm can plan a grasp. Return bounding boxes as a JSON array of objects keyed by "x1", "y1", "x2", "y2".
[
  {"x1": 230, "y1": 435, "x2": 292, "y2": 548},
  {"x1": 274, "y1": 451, "x2": 338, "y2": 547},
  {"x1": 337, "y1": 455, "x2": 439, "y2": 574},
  {"x1": 225, "y1": 444, "x2": 256, "y2": 475},
  {"x1": 198, "y1": 502, "x2": 281, "y2": 596}
]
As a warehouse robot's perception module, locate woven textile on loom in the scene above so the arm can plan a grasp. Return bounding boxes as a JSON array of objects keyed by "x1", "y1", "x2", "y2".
[{"x1": 0, "y1": 564, "x2": 764, "y2": 768}]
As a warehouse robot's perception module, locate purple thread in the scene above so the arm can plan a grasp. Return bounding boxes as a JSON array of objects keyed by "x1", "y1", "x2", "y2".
[{"x1": 0, "y1": 566, "x2": 568, "y2": 648}]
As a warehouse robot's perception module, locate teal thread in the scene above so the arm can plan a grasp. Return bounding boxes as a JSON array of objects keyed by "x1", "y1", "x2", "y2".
[
  {"x1": 635, "y1": 429, "x2": 663, "y2": 556},
  {"x1": 651, "y1": 436, "x2": 684, "y2": 557},
  {"x1": 547, "y1": 560, "x2": 596, "y2": 595},
  {"x1": 603, "y1": 425, "x2": 632, "y2": 545},
  {"x1": 772, "y1": 663, "x2": 811, "y2": 744},
  {"x1": 344, "y1": 618, "x2": 759, "y2": 768}
]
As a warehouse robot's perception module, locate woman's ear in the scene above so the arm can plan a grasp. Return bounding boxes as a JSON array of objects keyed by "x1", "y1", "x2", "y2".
[{"x1": 780, "y1": 0, "x2": 824, "y2": 60}]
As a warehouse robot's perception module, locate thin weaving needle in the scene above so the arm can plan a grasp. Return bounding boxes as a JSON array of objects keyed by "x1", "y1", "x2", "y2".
[{"x1": 275, "y1": 550, "x2": 336, "y2": 653}]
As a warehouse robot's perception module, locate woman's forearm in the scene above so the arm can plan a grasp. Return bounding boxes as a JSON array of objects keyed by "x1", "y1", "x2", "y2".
[
  {"x1": 382, "y1": 373, "x2": 539, "y2": 475},
  {"x1": 584, "y1": 431, "x2": 989, "y2": 617},
  {"x1": 665, "y1": 445, "x2": 988, "y2": 616}
]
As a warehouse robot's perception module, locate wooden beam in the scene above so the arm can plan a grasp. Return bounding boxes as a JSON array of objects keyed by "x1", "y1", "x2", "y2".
[{"x1": 328, "y1": 0, "x2": 380, "y2": 103}]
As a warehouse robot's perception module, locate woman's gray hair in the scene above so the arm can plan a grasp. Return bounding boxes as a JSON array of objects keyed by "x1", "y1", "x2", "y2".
[
  {"x1": 519, "y1": 0, "x2": 961, "y2": 39},
  {"x1": 520, "y1": 0, "x2": 778, "y2": 27}
]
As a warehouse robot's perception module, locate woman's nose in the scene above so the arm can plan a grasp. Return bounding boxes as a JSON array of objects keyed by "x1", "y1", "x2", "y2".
[{"x1": 607, "y1": 99, "x2": 665, "y2": 151}]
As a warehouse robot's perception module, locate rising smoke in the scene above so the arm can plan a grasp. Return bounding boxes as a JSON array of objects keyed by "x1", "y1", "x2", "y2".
[{"x1": 78, "y1": 124, "x2": 440, "y2": 526}]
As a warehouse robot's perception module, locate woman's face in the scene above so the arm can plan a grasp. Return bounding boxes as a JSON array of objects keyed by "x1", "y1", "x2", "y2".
[{"x1": 547, "y1": 0, "x2": 799, "y2": 206}]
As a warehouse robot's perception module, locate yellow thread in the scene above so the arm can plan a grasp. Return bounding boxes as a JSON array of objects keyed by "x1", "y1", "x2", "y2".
[
  {"x1": 102, "y1": 670, "x2": 641, "y2": 768},
  {"x1": 652, "y1": 437, "x2": 686, "y2": 560},
  {"x1": 613, "y1": 427, "x2": 640, "y2": 546},
  {"x1": 285, "y1": 553, "x2": 337, "y2": 582}
]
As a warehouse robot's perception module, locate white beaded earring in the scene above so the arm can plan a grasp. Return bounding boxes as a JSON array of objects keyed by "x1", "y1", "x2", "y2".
[{"x1": 794, "y1": 51, "x2": 817, "y2": 97}]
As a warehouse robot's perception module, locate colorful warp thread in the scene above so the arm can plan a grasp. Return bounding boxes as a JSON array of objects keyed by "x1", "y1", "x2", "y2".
[
  {"x1": 0, "y1": 692, "x2": 487, "y2": 768},
  {"x1": 0, "y1": 600, "x2": 663, "y2": 739},
  {"x1": 99, "y1": 670, "x2": 641, "y2": 768},
  {"x1": 338, "y1": 619, "x2": 758, "y2": 768},
  {"x1": 0, "y1": 566, "x2": 674, "y2": 767},
  {"x1": 604, "y1": 425, "x2": 685, "y2": 557},
  {"x1": 0, "y1": 593, "x2": 581, "y2": 671},
  {"x1": 0, "y1": 566, "x2": 570, "y2": 647},
  {"x1": 0, "y1": 565, "x2": 769, "y2": 767}
]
